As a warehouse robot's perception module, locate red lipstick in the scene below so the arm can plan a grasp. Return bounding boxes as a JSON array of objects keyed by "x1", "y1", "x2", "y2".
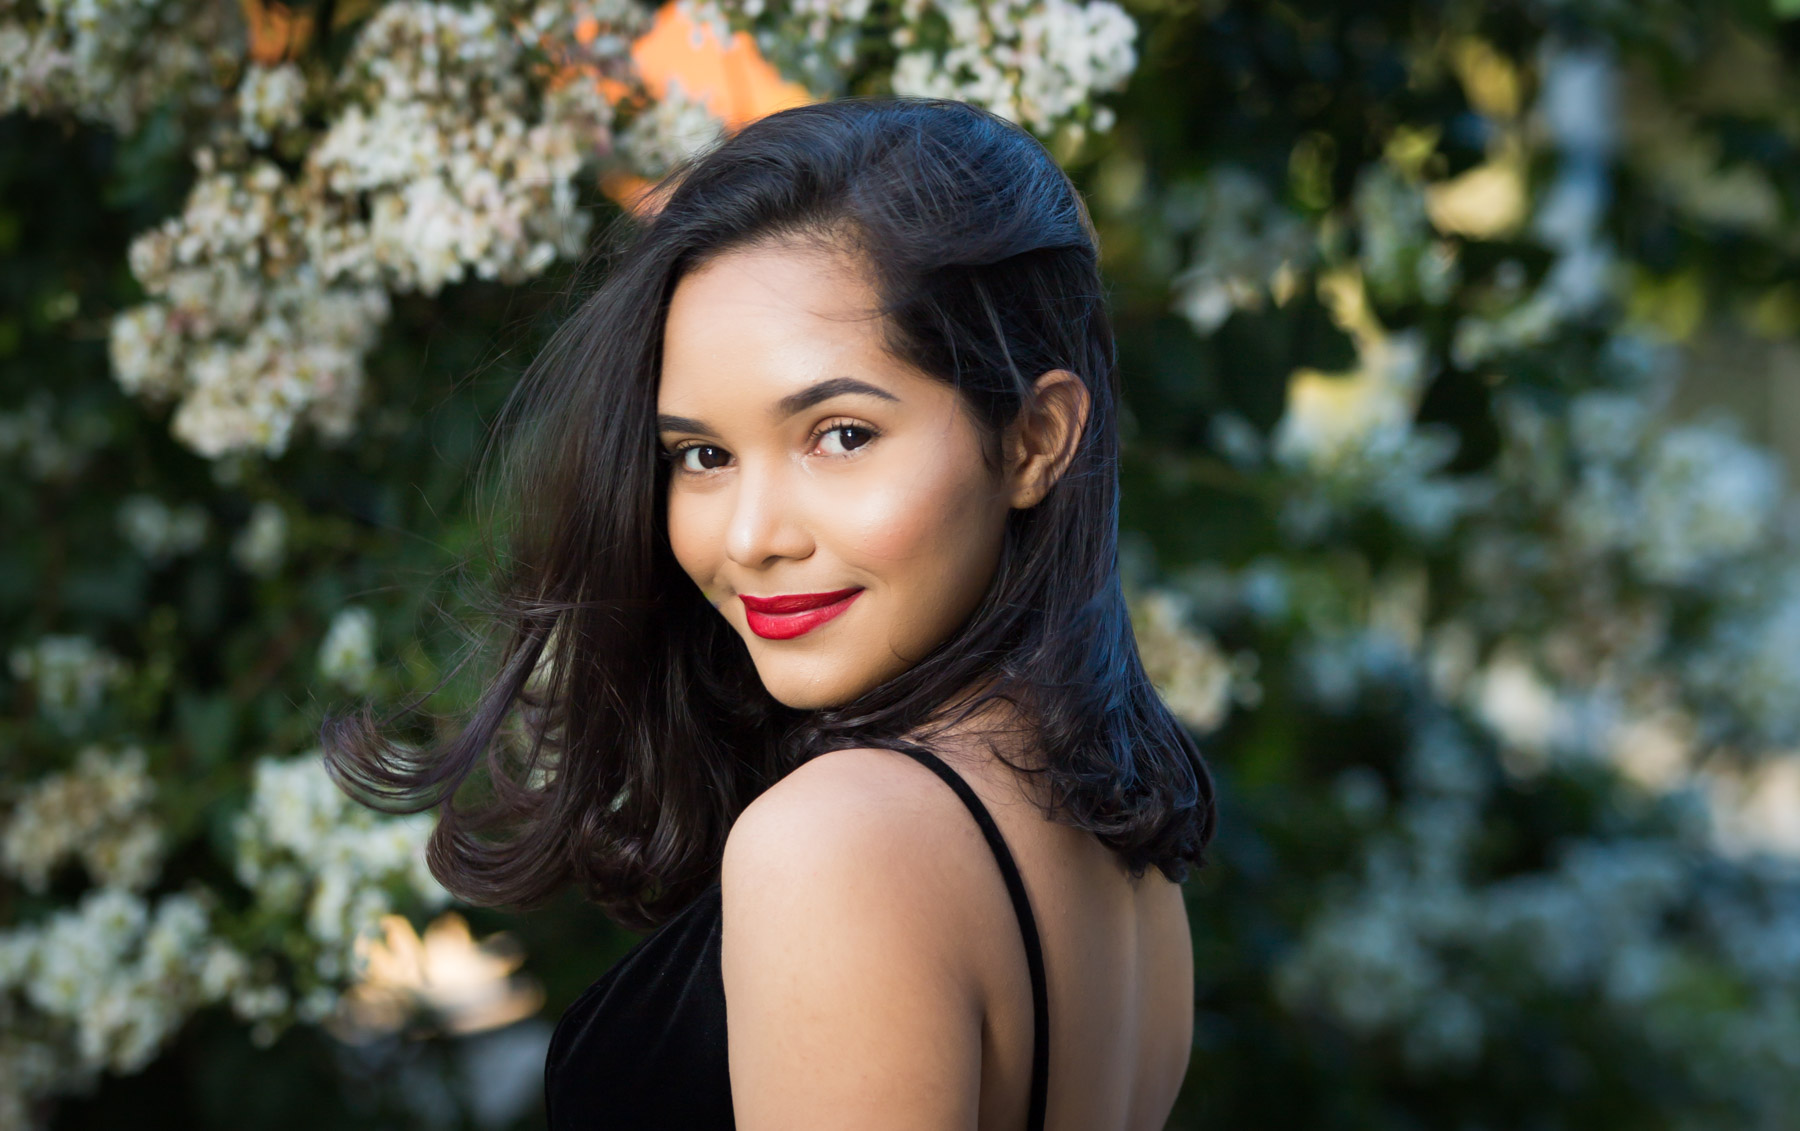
[{"x1": 739, "y1": 587, "x2": 863, "y2": 640}]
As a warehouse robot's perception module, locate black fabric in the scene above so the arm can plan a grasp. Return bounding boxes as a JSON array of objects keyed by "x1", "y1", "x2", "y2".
[
  {"x1": 544, "y1": 879, "x2": 733, "y2": 1129},
  {"x1": 542, "y1": 748, "x2": 1050, "y2": 1130}
]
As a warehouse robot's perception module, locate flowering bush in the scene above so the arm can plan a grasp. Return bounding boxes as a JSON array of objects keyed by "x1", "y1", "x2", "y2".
[{"x1": 7, "y1": 0, "x2": 1800, "y2": 1127}]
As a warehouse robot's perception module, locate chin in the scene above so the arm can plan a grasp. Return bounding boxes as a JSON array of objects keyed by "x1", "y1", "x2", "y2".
[
  {"x1": 752, "y1": 661, "x2": 878, "y2": 711},
  {"x1": 760, "y1": 679, "x2": 861, "y2": 712}
]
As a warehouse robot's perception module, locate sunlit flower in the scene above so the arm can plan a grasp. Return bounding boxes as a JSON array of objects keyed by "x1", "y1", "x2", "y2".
[{"x1": 333, "y1": 912, "x2": 545, "y2": 1041}]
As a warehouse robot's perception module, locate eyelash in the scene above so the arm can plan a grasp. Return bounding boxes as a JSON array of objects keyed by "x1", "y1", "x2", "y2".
[{"x1": 661, "y1": 418, "x2": 881, "y2": 475}]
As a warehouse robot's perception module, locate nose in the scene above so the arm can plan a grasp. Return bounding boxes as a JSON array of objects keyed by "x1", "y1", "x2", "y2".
[{"x1": 724, "y1": 459, "x2": 813, "y2": 569}]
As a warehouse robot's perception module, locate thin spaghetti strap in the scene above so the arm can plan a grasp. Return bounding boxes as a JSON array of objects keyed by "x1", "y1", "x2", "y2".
[{"x1": 896, "y1": 746, "x2": 1050, "y2": 1131}]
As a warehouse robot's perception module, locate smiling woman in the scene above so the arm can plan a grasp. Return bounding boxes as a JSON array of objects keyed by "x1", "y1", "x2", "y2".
[
  {"x1": 657, "y1": 243, "x2": 1087, "y2": 707},
  {"x1": 321, "y1": 97, "x2": 1215, "y2": 1130}
]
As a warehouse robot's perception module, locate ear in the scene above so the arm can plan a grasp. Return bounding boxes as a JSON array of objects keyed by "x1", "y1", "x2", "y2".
[{"x1": 1002, "y1": 369, "x2": 1092, "y2": 509}]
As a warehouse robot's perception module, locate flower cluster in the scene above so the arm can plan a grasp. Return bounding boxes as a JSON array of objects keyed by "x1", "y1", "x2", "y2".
[
  {"x1": 8, "y1": 635, "x2": 130, "y2": 734},
  {"x1": 888, "y1": 0, "x2": 1136, "y2": 136},
  {"x1": 1276, "y1": 694, "x2": 1800, "y2": 1104},
  {"x1": 1265, "y1": 271, "x2": 1493, "y2": 543},
  {"x1": 687, "y1": 0, "x2": 1136, "y2": 137},
  {"x1": 232, "y1": 751, "x2": 448, "y2": 985},
  {"x1": 110, "y1": 209, "x2": 394, "y2": 458},
  {"x1": 236, "y1": 62, "x2": 307, "y2": 149},
  {"x1": 614, "y1": 77, "x2": 726, "y2": 178},
  {"x1": 1168, "y1": 166, "x2": 1315, "y2": 335},
  {"x1": 0, "y1": 888, "x2": 252, "y2": 1123},
  {"x1": 0, "y1": 740, "x2": 261, "y2": 1127},
  {"x1": 0, "y1": 0, "x2": 231, "y2": 133},
  {"x1": 1, "y1": 744, "x2": 163, "y2": 894},
  {"x1": 1450, "y1": 383, "x2": 1800, "y2": 757},
  {"x1": 108, "y1": 0, "x2": 651, "y2": 459},
  {"x1": 1129, "y1": 588, "x2": 1257, "y2": 733},
  {"x1": 0, "y1": 732, "x2": 459, "y2": 1125}
]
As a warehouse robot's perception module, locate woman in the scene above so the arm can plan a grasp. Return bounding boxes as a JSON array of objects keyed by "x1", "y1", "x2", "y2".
[{"x1": 324, "y1": 96, "x2": 1216, "y2": 1130}]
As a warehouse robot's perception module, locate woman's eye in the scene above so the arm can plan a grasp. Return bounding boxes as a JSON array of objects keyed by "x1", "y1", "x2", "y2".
[
  {"x1": 679, "y1": 445, "x2": 731, "y2": 472},
  {"x1": 817, "y1": 426, "x2": 874, "y2": 456}
]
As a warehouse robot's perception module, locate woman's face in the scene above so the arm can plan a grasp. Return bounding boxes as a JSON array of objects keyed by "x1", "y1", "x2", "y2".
[{"x1": 657, "y1": 242, "x2": 1013, "y2": 710}]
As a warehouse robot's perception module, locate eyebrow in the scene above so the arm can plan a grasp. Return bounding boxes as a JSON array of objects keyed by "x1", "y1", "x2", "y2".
[{"x1": 656, "y1": 377, "x2": 899, "y2": 436}]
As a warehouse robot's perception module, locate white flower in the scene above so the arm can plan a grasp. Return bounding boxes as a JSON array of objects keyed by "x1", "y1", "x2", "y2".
[
  {"x1": 237, "y1": 62, "x2": 307, "y2": 148},
  {"x1": 103, "y1": 0, "x2": 644, "y2": 459},
  {"x1": 1631, "y1": 419, "x2": 1781, "y2": 586},
  {"x1": 107, "y1": 303, "x2": 183, "y2": 401},
  {"x1": 116, "y1": 494, "x2": 208, "y2": 564},
  {"x1": 234, "y1": 751, "x2": 449, "y2": 994},
  {"x1": 887, "y1": 0, "x2": 1136, "y2": 135},
  {"x1": 615, "y1": 78, "x2": 724, "y2": 178},
  {"x1": 0, "y1": 0, "x2": 225, "y2": 133},
  {"x1": 1691, "y1": 569, "x2": 1800, "y2": 748},
  {"x1": 1, "y1": 745, "x2": 163, "y2": 893},
  {"x1": 7, "y1": 636, "x2": 129, "y2": 734},
  {"x1": 1353, "y1": 164, "x2": 1460, "y2": 307},
  {"x1": 231, "y1": 500, "x2": 289, "y2": 577},
  {"x1": 1471, "y1": 648, "x2": 1564, "y2": 759},
  {"x1": 1169, "y1": 167, "x2": 1314, "y2": 335},
  {"x1": 1129, "y1": 589, "x2": 1239, "y2": 733},
  {"x1": 2, "y1": 884, "x2": 243, "y2": 1087},
  {"x1": 318, "y1": 606, "x2": 378, "y2": 693}
]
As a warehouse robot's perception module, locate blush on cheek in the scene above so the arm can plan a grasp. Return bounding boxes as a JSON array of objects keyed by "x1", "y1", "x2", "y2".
[
  {"x1": 826, "y1": 458, "x2": 1006, "y2": 667},
  {"x1": 838, "y1": 468, "x2": 993, "y2": 565},
  {"x1": 835, "y1": 439, "x2": 1002, "y2": 565},
  {"x1": 838, "y1": 482, "x2": 954, "y2": 564}
]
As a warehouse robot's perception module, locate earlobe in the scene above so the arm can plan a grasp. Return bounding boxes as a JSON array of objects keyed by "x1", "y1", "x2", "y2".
[{"x1": 1007, "y1": 369, "x2": 1092, "y2": 509}]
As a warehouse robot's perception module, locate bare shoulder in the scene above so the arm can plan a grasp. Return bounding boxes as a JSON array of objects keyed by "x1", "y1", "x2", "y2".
[
  {"x1": 719, "y1": 747, "x2": 989, "y2": 1127},
  {"x1": 721, "y1": 746, "x2": 985, "y2": 926}
]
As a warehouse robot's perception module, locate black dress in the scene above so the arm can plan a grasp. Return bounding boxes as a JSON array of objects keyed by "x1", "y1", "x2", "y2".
[{"x1": 543, "y1": 747, "x2": 1052, "y2": 1130}]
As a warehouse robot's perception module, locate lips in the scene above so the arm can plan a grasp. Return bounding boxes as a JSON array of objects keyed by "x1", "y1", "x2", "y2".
[{"x1": 739, "y1": 587, "x2": 864, "y2": 640}]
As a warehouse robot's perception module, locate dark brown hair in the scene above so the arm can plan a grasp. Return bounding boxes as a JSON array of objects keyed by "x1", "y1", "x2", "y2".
[{"x1": 322, "y1": 97, "x2": 1217, "y2": 930}]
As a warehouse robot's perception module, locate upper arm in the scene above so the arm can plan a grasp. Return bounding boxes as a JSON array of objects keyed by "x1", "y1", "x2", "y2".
[{"x1": 720, "y1": 750, "x2": 985, "y2": 1131}]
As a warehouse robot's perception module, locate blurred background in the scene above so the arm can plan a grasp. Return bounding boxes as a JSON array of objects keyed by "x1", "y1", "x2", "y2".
[{"x1": 5, "y1": 0, "x2": 1800, "y2": 1127}]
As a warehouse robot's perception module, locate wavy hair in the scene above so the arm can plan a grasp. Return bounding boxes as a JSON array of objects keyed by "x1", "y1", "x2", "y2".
[{"x1": 322, "y1": 97, "x2": 1217, "y2": 930}]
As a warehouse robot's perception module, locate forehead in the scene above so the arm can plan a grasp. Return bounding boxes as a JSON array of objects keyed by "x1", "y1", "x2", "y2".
[{"x1": 658, "y1": 242, "x2": 890, "y2": 405}]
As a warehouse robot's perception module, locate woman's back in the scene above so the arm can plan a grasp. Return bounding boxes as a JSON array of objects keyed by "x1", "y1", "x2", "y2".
[
  {"x1": 942, "y1": 751, "x2": 1195, "y2": 1131},
  {"x1": 720, "y1": 745, "x2": 1194, "y2": 1130}
]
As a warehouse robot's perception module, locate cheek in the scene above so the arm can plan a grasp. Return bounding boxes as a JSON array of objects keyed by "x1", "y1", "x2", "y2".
[
  {"x1": 830, "y1": 450, "x2": 1006, "y2": 618},
  {"x1": 666, "y1": 492, "x2": 720, "y2": 591}
]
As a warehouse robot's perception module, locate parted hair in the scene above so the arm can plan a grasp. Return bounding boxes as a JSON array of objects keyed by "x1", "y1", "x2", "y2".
[{"x1": 321, "y1": 97, "x2": 1217, "y2": 931}]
